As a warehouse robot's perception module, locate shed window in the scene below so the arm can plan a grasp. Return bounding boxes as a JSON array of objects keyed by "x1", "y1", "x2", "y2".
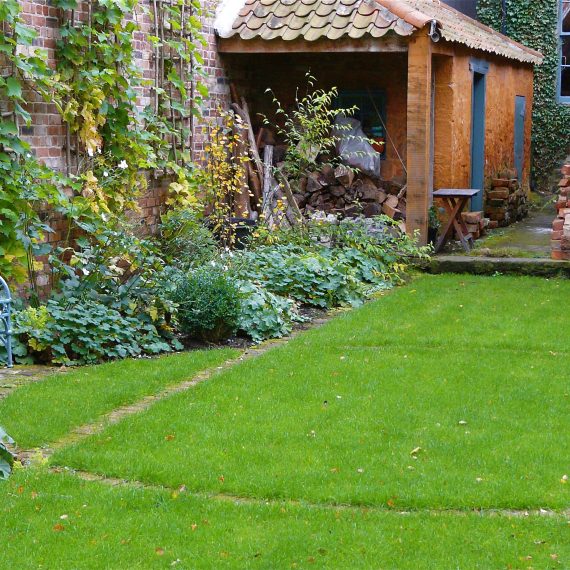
[
  {"x1": 335, "y1": 90, "x2": 387, "y2": 158},
  {"x1": 560, "y1": 1, "x2": 570, "y2": 101}
]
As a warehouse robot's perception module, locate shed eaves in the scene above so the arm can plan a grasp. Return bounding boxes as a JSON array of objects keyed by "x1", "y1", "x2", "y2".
[{"x1": 216, "y1": 0, "x2": 543, "y2": 65}]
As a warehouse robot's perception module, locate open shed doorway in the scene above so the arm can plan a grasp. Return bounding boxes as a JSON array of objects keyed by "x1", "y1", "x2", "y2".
[{"x1": 222, "y1": 51, "x2": 410, "y2": 220}]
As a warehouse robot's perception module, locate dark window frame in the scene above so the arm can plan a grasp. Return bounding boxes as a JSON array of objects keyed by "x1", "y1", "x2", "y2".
[{"x1": 559, "y1": 0, "x2": 570, "y2": 103}]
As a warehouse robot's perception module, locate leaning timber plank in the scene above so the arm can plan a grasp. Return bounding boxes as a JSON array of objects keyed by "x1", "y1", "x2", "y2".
[
  {"x1": 231, "y1": 100, "x2": 264, "y2": 187},
  {"x1": 276, "y1": 168, "x2": 304, "y2": 223}
]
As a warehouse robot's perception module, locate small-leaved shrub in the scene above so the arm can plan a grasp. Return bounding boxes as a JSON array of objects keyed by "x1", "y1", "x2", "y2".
[{"x1": 170, "y1": 266, "x2": 241, "y2": 342}]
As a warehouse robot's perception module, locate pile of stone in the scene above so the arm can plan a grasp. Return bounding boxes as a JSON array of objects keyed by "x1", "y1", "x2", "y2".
[
  {"x1": 551, "y1": 164, "x2": 570, "y2": 260},
  {"x1": 293, "y1": 165, "x2": 406, "y2": 221},
  {"x1": 484, "y1": 177, "x2": 528, "y2": 228}
]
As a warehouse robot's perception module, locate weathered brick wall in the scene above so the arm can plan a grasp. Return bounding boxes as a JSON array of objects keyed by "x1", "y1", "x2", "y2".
[
  {"x1": 17, "y1": 0, "x2": 230, "y2": 223},
  {"x1": 12, "y1": 1, "x2": 229, "y2": 292}
]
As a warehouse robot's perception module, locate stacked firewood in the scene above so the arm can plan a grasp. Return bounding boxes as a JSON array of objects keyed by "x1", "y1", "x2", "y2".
[
  {"x1": 229, "y1": 89, "x2": 405, "y2": 228},
  {"x1": 459, "y1": 211, "x2": 489, "y2": 241},
  {"x1": 290, "y1": 165, "x2": 406, "y2": 221},
  {"x1": 484, "y1": 177, "x2": 528, "y2": 228},
  {"x1": 551, "y1": 163, "x2": 570, "y2": 260}
]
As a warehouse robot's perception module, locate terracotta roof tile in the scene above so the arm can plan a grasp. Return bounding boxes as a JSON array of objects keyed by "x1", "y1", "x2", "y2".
[
  {"x1": 218, "y1": 0, "x2": 405, "y2": 42},
  {"x1": 396, "y1": 0, "x2": 542, "y2": 64},
  {"x1": 216, "y1": 0, "x2": 543, "y2": 64}
]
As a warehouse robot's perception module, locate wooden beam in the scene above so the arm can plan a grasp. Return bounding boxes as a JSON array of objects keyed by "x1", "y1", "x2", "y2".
[
  {"x1": 217, "y1": 36, "x2": 408, "y2": 54},
  {"x1": 406, "y1": 30, "x2": 433, "y2": 246},
  {"x1": 431, "y1": 41, "x2": 455, "y2": 57}
]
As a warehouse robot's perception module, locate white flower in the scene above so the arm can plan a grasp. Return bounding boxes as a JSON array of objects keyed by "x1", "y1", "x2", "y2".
[
  {"x1": 26, "y1": 153, "x2": 32, "y2": 158},
  {"x1": 118, "y1": 160, "x2": 128, "y2": 170},
  {"x1": 103, "y1": 171, "x2": 109, "y2": 178},
  {"x1": 210, "y1": 260, "x2": 216, "y2": 267}
]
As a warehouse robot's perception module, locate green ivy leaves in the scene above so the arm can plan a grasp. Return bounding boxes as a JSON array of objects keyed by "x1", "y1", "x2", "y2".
[{"x1": 478, "y1": 0, "x2": 570, "y2": 190}]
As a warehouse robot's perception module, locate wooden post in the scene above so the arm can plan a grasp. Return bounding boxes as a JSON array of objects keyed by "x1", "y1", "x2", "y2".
[{"x1": 406, "y1": 31, "x2": 433, "y2": 245}]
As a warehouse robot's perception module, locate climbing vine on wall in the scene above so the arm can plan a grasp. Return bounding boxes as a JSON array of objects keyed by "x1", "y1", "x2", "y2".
[
  {"x1": 478, "y1": 0, "x2": 570, "y2": 190},
  {"x1": 53, "y1": 0, "x2": 207, "y2": 217},
  {"x1": 0, "y1": 0, "x2": 208, "y2": 290},
  {"x1": 0, "y1": 1, "x2": 70, "y2": 285}
]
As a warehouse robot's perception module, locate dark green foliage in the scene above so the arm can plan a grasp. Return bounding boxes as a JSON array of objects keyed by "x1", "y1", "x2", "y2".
[
  {"x1": 12, "y1": 299, "x2": 174, "y2": 366},
  {"x1": 478, "y1": 0, "x2": 570, "y2": 190},
  {"x1": 156, "y1": 210, "x2": 218, "y2": 271},
  {"x1": 236, "y1": 281, "x2": 302, "y2": 343},
  {"x1": 10, "y1": 225, "x2": 181, "y2": 365},
  {"x1": 170, "y1": 267, "x2": 241, "y2": 342},
  {"x1": 236, "y1": 245, "x2": 365, "y2": 308},
  {"x1": 0, "y1": 426, "x2": 14, "y2": 480}
]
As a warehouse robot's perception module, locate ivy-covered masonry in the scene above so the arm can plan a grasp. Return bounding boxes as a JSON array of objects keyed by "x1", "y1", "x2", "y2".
[
  {"x1": 0, "y1": 0, "x2": 229, "y2": 294},
  {"x1": 478, "y1": 0, "x2": 570, "y2": 190}
]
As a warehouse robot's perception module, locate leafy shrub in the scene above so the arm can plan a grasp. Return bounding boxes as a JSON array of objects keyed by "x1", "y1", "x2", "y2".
[
  {"x1": 0, "y1": 426, "x2": 15, "y2": 480},
  {"x1": 237, "y1": 281, "x2": 303, "y2": 343},
  {"x1": 169, "y1": 266, "x2": 241, "y2": 342},
  {"x1": 234, "y1": 245, "x2": 365, "y2": 308},
  {"x1": 157, "y1": 210, "x2": 218, "y2": 271},
  {"x1": 250, "y1": 215, "x2": 431, "y2": 284},
  {"x1": 12, "y1": 298, "x2": 177, "y2": 366},
  {"x1": 263, "y1": 73, "x2": 357, "y2": 179}
]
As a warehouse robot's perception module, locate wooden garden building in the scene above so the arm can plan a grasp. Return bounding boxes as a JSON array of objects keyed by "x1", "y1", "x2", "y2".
[{"x1": 215, "y1": 0, "x2": 543, "y2": 243}]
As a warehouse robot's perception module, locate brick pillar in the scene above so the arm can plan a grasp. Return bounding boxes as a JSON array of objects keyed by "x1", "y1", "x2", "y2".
[{"x1": 406, "y1": 31, "x2": 433, "y2": 245}]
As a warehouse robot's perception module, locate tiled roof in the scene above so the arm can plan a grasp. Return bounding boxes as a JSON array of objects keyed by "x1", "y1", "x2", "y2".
[
  {"x1": 216, "y1": 0, "x2": 543, "y2": 65},
  {"x1": 218, "y1": 0, "x2": 415, "y2": 42},
  {"x1": 400, "y1": 0, "x2": 543, "y2": 65}
]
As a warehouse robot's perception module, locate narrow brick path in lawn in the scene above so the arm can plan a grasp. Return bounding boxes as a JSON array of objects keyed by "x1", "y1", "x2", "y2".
[{"x1": 15, "y1": 316, "x2": 334, "y2": 467}]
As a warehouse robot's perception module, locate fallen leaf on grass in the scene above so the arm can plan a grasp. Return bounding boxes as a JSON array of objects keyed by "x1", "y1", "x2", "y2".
[{"x1": 53, "y1": 523, "x2": 65, "y2": 532}]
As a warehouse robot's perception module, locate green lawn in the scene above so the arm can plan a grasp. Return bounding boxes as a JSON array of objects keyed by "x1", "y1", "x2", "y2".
[
  {"x1": 53, "y1": 276, "x2": 570, "y2": 510},
  {"x1": 2, "y1": 274, "x2": 570, "y2": 568},
  {"x1": 0, "y1": 348, "x2": 238, "y2": 448},
  {"x1": 1, "y1": 469, "x2": 568, "y2": 569}
]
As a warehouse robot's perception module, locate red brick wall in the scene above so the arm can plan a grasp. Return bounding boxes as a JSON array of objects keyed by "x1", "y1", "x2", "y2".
[
  {"x1": 11, "y1": 1, "x2": 229, "y2": 292},
  {"x1": 17, "y1": 0, "x2": 230, "y2": 225}
]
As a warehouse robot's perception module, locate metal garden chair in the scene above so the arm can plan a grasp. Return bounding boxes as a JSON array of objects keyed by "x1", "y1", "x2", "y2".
[{"x1": 0, "y1": 277, "x2": 13, "y2": 368}]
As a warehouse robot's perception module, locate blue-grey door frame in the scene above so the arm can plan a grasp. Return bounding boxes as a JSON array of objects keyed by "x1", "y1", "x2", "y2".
[
  {"x1": 470, "y1": 59, "x2": 489, "y2": 211},
  {"x1": 514, "y1": 95, "x2": 526, "y2": 182}
]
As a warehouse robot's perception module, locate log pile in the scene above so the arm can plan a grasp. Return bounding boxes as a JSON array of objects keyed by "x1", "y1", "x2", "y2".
[
  {"x1": 229, "y1": 87, "x2": 406, "y2": 228},
  {"x1": 459, "y1": 211, "x2": 488, "y2": 241},
  {"x1": 484, "y1": 177, "x2": 528, "y2": 228},
  {"x1": 290, "y1": 165, "x2": 406, "y2": 221},
  {"x1": 551, "y1": 163, "x2": 570, "y2": 260}
]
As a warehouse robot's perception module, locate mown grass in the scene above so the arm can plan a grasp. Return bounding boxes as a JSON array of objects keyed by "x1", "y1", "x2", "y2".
[
  {"x1": 53, "y1": 275, "x2": 570, "y2": 510},
  {"x1": 2, "y1": 469, "x2": 569, "y2": 570},
  {"x1": 0, "y1": 348, "x2": 238, "y2": 449}
]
